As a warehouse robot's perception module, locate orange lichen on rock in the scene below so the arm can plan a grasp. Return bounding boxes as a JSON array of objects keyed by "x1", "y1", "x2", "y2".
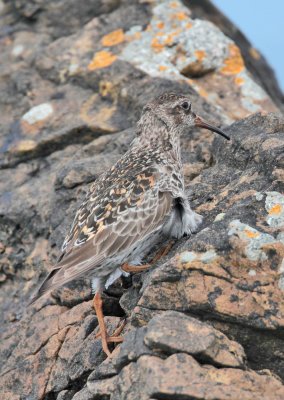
[
  {"x1": 11, "y1": 139, "x2": 37, "y2": 153},
  {"x1": 221, "y1": 44, "x2": 245, "y2": 75},
  {"x1": 194, "y1": 50, "x2": 205, "y2": 61},
  {"x1": 88, "y1": 50, "x2": 117, "y2": 70},
  {"x1": 162, "y1": 29, "x2": 181, "y2": 47},
  {"x1": 151, "y1": 37, "x2": 164, "y2": 52},
  {"x1": 163, "y1": 33, "x2": 175, "y2": 46},
  {"x1": 244, "y1": 229, "x2": 259, "y2": 239},
  {"x1": 99, "y1": 81, "x2": 115, "y2": 98},
  {"x1": 171, "y1": 12, "x2": 188, "y2": 21},
  {"x1": 80, "y1": 94, "x2": 116, "y2": 130},
  {"x1": 198, "y1": 87, "x2": 208, "y2": 98},
  {"x1": 156, "y1": 21, "x2": 165, "y2": 29},
  {"x1": 159, "y1": 65, "x2": 168, "y2": 71},
  {"x1": 235, "y1": 76, "x2": 244, "y2": 86},
  {"x1": 268, "y1": 204, "x2": 282, "y2": 215},
  {"x1": 101, "y1": 29, "x2": 125, "y2": 47},
  {"x1": 170, "y1": 1, "x2": 178, "y2": 8}
]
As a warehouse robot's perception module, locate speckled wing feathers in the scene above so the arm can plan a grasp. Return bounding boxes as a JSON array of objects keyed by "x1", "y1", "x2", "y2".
[{"x1": 31, "y1": 149, "x2": 174, "y2": 302}]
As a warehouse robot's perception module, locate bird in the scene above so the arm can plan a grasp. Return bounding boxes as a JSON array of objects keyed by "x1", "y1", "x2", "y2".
[{"x1": 30, "y1": 92, "x2": 230, "y2": 356}]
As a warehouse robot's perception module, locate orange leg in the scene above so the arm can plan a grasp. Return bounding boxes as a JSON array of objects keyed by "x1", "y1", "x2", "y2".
[
  {"x1": 93, "y1": 292, "x2": 124, "y2": 356},
  {"x1": 150, "y1": 240, "x2": 175, "y2": 264},
  {"x1": 94, "y1": 241, "x2": 175, "y2": 355},
  {"x1": 121, "y1": 240, "x2": 175, "y2": 274},
  {"x1": 122, "y1": 263, "x2": 150, "y2": 273}
]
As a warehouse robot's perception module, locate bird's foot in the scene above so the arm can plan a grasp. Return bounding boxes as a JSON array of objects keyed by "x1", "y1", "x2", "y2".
[
  {"x1": 93, "y1": 293, "x2": 126, "y2": 357},
  {"x1": 95, "y1": 318, "x2": 126, "y2": 340}
]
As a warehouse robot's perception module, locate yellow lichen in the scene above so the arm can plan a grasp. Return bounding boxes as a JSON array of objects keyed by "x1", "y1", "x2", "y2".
[
  {"x1": 156, "y1": 21, "x2": 165, "y2": 29},
  {"x1": 198, "y1": 88, "x2": 208, "y2": 98},
  {"x1": 101, "y1": 29, "x2": 125, "y2": 47},
  {"x1": 163, "y1": 32, "x2": 176, "y2": 46},
  {"x1": 88, "y1": 50, "x2": 117, "y2": 71},
  {"x1": 80, "y1": 94, "x2": 116, "y2": 130},
  {"x1": 99, "y1": 81, "x2": 114, "y2": 97},
  {"x1": 244, "y1": 229, "x2": 259, "y2": 239},
  {"x1": 268, "y1": 204, "x2": 282, "y2": 215},
  {"x1": 220, "y1": 44, "x2": 245, "y2": 75},
  {"x1": 151, "y1": 37, "x2": 164, "y2": 52},
  {"x1": 234, "y1": 76, "x2": 244, "y2": 86},
  {"x1": 194, "y1": 50, "x2": 206, "y2": 61},
  {"x1": 12, "y1": 140, "x2": 37, "y2": 153},
  {"x1": 159, "y1": 65, "x2": 168, "y2": 71},
  {"x1": 171, "y1": 12, "x2": 188, "y2": 21}
]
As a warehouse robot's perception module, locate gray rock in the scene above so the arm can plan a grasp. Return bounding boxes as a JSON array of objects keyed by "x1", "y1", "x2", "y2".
[{"x1": 1, "y1": 0, "x2": 284, "y2": 398}]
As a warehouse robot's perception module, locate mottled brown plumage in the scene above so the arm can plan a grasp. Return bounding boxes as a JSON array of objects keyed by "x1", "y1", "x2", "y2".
[
  {"x1": 32, "y1": 92, "x2": 229, "y2": 302},
  {"x1": 30, "y1": 92, "x2": 229, "y2": 354}
]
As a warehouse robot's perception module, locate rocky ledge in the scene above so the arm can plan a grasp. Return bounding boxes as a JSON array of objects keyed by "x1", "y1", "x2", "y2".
[{"x1": 0, "y1": 1, "x2": 284, "y2": 399}]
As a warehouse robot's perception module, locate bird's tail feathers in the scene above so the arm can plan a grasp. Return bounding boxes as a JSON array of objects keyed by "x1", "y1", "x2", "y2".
[{"x1": 28, "y1": 268, "x2": 60, "y2": 305}]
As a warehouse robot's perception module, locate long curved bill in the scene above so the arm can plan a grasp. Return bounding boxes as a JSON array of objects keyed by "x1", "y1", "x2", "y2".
[{"x1": 195, "y1": 116, "x2": 230, "y2": 141}]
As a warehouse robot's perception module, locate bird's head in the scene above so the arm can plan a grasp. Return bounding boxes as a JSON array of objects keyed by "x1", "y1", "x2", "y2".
[{"x1": 140, "y1": 92, "x2": 230, "y2": 141}]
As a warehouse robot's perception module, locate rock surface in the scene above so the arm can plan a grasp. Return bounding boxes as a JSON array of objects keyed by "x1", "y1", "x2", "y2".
[{"x1": 0, "y1": 0, "x2": 284, "y2": 399}]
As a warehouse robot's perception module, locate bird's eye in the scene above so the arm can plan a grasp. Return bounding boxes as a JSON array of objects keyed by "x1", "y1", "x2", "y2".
[{"x1": 181, "y1": 101, "x2": 191, "y2": 111}]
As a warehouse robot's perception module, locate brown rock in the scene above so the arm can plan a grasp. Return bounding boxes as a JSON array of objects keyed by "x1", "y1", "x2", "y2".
[
  {"x1": 144, "y1": 311, "x2": 245, "y2": 368},
  {"x1": 88, "y1": 353, "x2": 284, "y2": 400}
]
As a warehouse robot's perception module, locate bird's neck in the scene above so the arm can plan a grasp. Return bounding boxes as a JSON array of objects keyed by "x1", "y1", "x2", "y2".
[{"x1": 136, "y1": 113, "x2": 182, "y2": 165}]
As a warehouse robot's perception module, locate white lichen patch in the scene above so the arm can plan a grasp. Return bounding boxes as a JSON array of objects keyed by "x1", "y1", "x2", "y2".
[
  {"x1": 180, "y1": 251, "x2": 197, "y2": 263},
  {"x1": 277, "y1": 232, "x2": 284, "y2": 244},
  {"x1": 180, "y1": 249, "x2": 217, "y2": 264},
  {"x1": 214, "y1": 212, "x2": 226, "y2": 222},
  {"x1": 12, "y1": 44, "x2": 24, "y2": 57},
  {"x1": 279, "y1": 259, "x2": 284, "y2": 291},
  {"x1": 255, "y1": 192, "x2": 264, "y2": 201},
  {"x1": 265, "y1": 191, "x2": 284, "y2": 228},
  {"x1": 238, "y1": 70, "x2": 268, "y2": 113},
  {"x1": 22, "y1": 103, "x2": 54, "y2": 125},
  {"x1": 248, "y1": 269, "x2": 256, "y2": 276},
  {"x1": 200, "y1": 250, "x2": 217, "y2": 263},
  {"x1": 228, "y1": 219, "x2": 277, "y2": 261}
]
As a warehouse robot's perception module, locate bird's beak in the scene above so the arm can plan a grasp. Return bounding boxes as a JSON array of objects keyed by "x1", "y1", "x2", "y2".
[{"x1": 194, "y1": 115, "x2": 230, "y2": 141}]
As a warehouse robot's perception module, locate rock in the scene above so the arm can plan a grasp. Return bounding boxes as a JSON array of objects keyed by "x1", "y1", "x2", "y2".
[
  {"x1": 88, "y1": 353, "x2": 284, "y2": 400},
  {"x1": 188, "y1": 0, "x2": 284, "y2": 110},
  {"x1": 144, "y1": 311, "x2": 245, "y2": 368},
  {"x1": 1, "y1": 0, "x2": 284, "y2": 398},
  {"x1": 57, "y1": 390, "x2": 77, "y2": 400},
  {"x1": 130, "y1": 111, "x2": 284, "y2": 378}
]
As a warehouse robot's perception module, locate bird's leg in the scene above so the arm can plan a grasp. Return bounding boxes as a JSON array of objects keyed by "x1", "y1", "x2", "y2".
[
  {"x1": 121, "y1": 263, "x2": 150, "y2": 273},
  {"x1": 93, "y1": 292, "x2": 124, "y2": 356},
  {"x1": 121, "y1": 240, "x2": 175, "y2": 274},
  {"x1": 93, "y1": 292, "x2": 111, "y2": 357},
  {"x1": 108, "y1": 318, "x2": 126, "y2": 340},
  {"x1": 150, "y1": 239, "x2": 175, "y2": 264}
]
